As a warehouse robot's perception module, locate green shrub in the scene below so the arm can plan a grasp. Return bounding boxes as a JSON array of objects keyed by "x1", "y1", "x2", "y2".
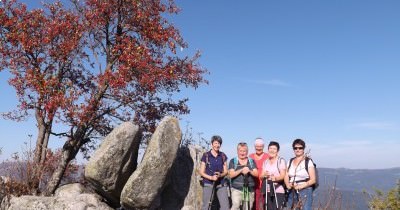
[{"x1": 369, "y1": 180, "x2": 400, "y2": 210}]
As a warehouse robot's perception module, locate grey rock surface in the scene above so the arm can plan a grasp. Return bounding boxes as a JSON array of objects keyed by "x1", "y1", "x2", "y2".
[
  {"x1": 85, "y1": 122, "x2": 141, "y2": 206},
  {"x1": 121, "y1": 116, "x2": 181, "y2": 209},
  {"x1": 6, "y1": 183, "x2": 112, "y2": 210}
]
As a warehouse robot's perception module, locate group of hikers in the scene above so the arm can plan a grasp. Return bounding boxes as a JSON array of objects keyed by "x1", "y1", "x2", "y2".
[{"x1": 199, "y1": 136, "x2": 317, "y2": 210}]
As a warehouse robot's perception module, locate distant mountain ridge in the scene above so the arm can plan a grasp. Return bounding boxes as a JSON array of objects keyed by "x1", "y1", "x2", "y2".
[
  {"x1": 313, "y1": 167, "x2": 400, "y2": 210},
  {"x1": 317, "y1": 167, "x2": 400, "y2": 193}
]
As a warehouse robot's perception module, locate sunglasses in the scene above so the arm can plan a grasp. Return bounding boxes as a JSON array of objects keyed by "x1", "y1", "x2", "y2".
[{"x1": 293, "y1": 147, "x2": 304, "y2": 150}]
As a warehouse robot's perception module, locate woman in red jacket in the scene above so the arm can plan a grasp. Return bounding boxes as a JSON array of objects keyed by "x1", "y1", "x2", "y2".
[{"x1": 249, "y1": 138, "x2": 269, "y2": 210}]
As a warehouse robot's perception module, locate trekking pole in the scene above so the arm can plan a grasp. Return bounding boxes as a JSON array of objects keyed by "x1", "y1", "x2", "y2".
[
  {"x1": 291, "y1": 188, "x2": 300, "y2": 210},
  {"x1": 242, "y1": 174, "x2": 249, "y2": 210},
  {"x1": 289, "y1": 178, "x2": 297, "y2": 210},
  {"x1": 290, "y1": 187, "x2": 296, "y2": 210},
  {"x1": 296, "y1": 189, "x2": 300, "y2": 208},
  {"x1": 208, "y1": 180, "x2": 217, "y2": 210},
  {"x1": 226, "y1": 176, "x2": 232, "y2": 207},
  {"x1": 243, "y1": 188, "x2": 247, "y2": 209},
  {"x1": 264, "y1": 177, "x2": 268, "y2": 210},
  {"x1": 247, "y1": 187, "x2": 250, "y2": 210},
  {"x1": 267, "y1": 179, "x2": 274, "y2": 210},
  {"x1": 271, "y1": 181, "x2": 278, "y2": 209},
  {"x1": 208, "y1": 171, "x2": 222, "y2": 210}
]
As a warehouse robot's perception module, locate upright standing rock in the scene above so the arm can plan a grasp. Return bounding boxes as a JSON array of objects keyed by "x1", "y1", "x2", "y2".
[
  {"x1": 181, "y1": 145, "x2": 206, "y2": 209},
  {"x1": 121, "y1": 116, "x2": 181, "y2": 209},
  {"x1": 85, "y1": 122, "x2": 141, "y2": 206},
  {"x1": 159, "y1": 145, "x2": 205, "y2": 210}
]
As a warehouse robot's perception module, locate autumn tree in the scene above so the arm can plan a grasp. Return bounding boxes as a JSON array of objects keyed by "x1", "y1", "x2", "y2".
[
  {"x1": 0, "y1": 0, "x2": 86, "y2": 193},
  {"x1": 0, "y1": 0, "x2": 207, "y2": 195}
]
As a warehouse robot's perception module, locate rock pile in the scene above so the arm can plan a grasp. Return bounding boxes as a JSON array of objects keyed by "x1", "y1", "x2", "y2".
[{"x1": 1, "y1": 116, "x2": 205, "y2": 210}]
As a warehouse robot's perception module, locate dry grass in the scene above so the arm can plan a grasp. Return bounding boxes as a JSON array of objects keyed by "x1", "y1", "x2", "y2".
[{"x1": 0, "y1": 139, "x2": 81, "y2": 199}]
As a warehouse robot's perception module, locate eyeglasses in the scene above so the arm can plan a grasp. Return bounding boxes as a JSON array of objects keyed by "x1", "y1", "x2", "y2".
[{"x1": 293, "y1": 147, "x2": 304, "y2": 150}]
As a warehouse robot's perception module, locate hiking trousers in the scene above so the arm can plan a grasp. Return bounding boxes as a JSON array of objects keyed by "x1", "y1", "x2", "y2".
[
  {"x1": 202, "y1": 184, "x2": 230, "y2": 210},
  {"x1": 286, "y1": 187, "x2": 313, "y2": 210},
  {"x1": 230, "y1": 188, "x2": 254, "y2": 210}
]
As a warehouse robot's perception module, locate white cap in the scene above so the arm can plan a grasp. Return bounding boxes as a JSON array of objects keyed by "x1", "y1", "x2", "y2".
[{"x1": 254, "y1": 138, "x2": 264, "y2": 146}]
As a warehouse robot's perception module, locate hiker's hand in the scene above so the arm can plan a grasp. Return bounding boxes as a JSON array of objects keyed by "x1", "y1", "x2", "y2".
[
  {"x1": 214, "y1": 172, "x2": 221, "y2": 178},
  {"x1": 293, "y1": 183, "x2": 304, "y2": 190},
  {"x1": 270, "y1": 174, "x2": 275, "y2": 181},
  {"x1": 241, "y1": 167, "x2": 250, "y2": 175},
  {"x1": 295, "y1": 183, "x2": 308, "y2": 190},
  {"x1": 210, "y1": 174, "x2": 219, "y2": 181},
  {"x1": 263, "y1": 171, "x2": 271, "y2": 179}
]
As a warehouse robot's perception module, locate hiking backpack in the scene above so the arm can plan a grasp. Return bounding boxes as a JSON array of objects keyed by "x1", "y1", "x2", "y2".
[
  {"x1": 273, "y1": 156, "x2": 285, "y2": 172},
  {"x1": 288, "y1": 157, "x2": 319, "y2": 190},
  {"x1": 228, "y1": 157, "x2": 255, "y2": 186},
  {"x1": 201, "y1": 151, "x2": 227, "y2": 186},
  {"x1": 261, "y1": 156, "x2": 286, "y2": 194},
  {"x1": 204, "y1": 151, "x2": 227, "y2": 167},
  {"x1": 232, "y1": 157, "x2": 255, "y2": 170}
]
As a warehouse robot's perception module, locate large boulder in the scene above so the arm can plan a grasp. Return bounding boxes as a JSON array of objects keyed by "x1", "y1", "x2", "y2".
[
  {"x1": 159, "y1": 145, "x2": 205, "y2": 210},
  {"x1": 5, "y1": 183, "x2": 113, "y2": 210},
  {"x1": 121, "y1": 116, "x2": 181, "y2": 209},
  {"x1": 85, "y1": 122, "x2": 141, "y2": 206}
]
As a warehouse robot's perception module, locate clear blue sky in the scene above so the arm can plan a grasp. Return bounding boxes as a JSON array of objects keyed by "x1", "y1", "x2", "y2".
[{"x1": 1, "y1": 0, "x2": 399, "y2": 169}]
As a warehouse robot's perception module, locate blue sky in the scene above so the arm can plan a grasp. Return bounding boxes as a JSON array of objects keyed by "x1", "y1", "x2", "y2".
[{"x1": 1, "y1": 0, "x2": 400, "y2": 169}]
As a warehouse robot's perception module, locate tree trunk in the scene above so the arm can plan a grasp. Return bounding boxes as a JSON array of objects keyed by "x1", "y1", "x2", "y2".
[
  {"x1": 34, "y1": 109, "x2": 46, "y2": 164},
  {"x1": 33, "y1": 109, "x2": 53, "y2": 194},
  {"x1": 40, "y1": 129, "x2": 51, "y2": 165},
  {"x1": 43, "y1": 128, "x2": 86, "y2": 196},
  {"x1": 34, "y1": 109, "x2": 53, "y2": 165},
  {"x1": 44, "y1": 85, "x2": 106, "y2": 195}
]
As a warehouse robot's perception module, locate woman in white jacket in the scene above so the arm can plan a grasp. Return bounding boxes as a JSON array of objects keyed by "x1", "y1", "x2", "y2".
[{"x1": 284, "y1": 139, "x2": 316, "y2": 210}]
